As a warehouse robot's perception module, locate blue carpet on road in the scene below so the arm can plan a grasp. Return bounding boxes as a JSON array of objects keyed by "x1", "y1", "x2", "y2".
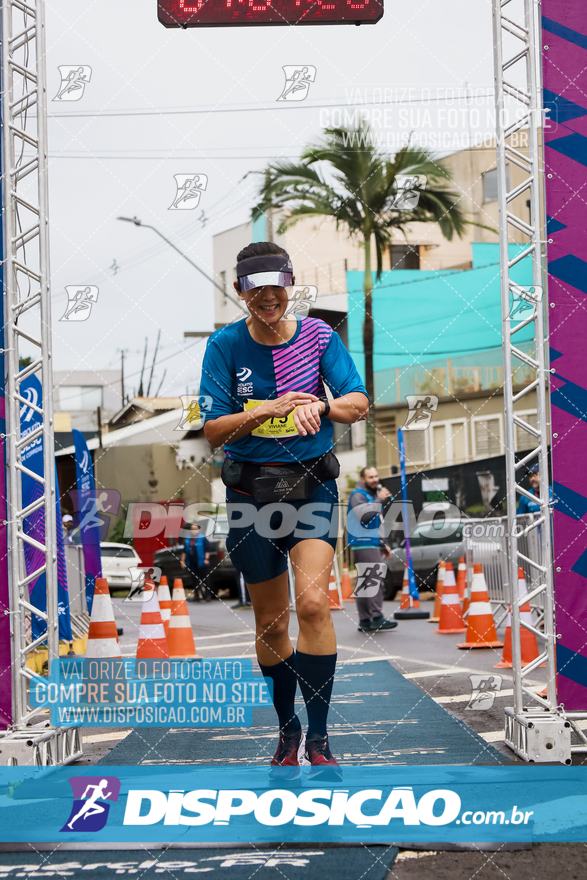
[
  {"x1": 0, "y1": 847, "x2": 398, "y2": 879},
  {"x1": 101, "y1": 660, "x2": 503, "y2": 767}
]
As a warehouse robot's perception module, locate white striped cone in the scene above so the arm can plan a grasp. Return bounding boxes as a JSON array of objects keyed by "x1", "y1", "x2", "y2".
[
  {"x1": 136, "y1": 583, "x2": 169, "y2": 659},
  {"x1": 85, "y1": 578, "x2": 122, "y2": 659},
  {"x1": 168, "y1": 587, "x2": 199, "y2": 658},
  {"x1": 158, "y1": 579, "x2": 172, "y2": 635},
  {"x1": 495, "y1": 567, "x2": 540, "y2": 668},
  {"x1": 458, "y1": 565, "x2": 502, "y2": 649},
  {"x1": 434, "y1": 563, "x2": 466, "y2": 633}
]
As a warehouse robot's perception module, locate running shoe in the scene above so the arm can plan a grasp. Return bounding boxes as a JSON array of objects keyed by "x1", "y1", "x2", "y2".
[
  {"x1": 268, "y1": 728, "x2": 303, "y2": 782},
  {"x1": 304, "y1": 734, "x2": 343, "y2": 782},
  {"x1": 370, "y1": 616, "x2": 398, "y2": 631}
]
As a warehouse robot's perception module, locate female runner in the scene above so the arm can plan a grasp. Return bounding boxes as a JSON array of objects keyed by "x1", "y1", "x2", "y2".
[{"x1": 201, "y1": 241, "x2": 369, "y2": 779}]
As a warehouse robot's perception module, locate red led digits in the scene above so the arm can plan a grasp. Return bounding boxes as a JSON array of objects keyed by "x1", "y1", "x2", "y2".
[{"x1": 159, "y1": 0, "x2": 383, "y2": 27}]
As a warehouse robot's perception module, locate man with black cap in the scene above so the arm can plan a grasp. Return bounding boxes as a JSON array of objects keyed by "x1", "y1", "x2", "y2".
[{"x1": 517, "y1": 463, "x2": 552, "y2": 514}]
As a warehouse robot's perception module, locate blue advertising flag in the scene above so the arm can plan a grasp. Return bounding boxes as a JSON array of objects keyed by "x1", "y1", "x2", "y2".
[
  {"x1": 397, "y1": 428, "x2": 419, "y2": 600},
  {"x1": 72, "y1": 429, "x2": 103, "y2": 613},
  {"x1": 20, "y1": 374, "x2": 72, "y2": 640}
]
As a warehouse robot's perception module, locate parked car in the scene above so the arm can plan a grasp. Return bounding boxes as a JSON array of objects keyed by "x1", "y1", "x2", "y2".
[
  {"x1": 153, "y1": 515, "x2": 238, "y2": 599},
  {"x1": 100, "y1": 542, "x2": 143, "y2": 592},
  {"x1": 384, "y1": 519, "x2": 467, "y2": 599}
]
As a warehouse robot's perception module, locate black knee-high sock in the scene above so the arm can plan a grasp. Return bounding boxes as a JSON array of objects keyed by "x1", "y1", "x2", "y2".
[
  {"x1": 258, "y1": 652, "x2": 301, "y2": 735},
  {"x1": 295, "y1": 651, "x2": 337, "y2": 739}
]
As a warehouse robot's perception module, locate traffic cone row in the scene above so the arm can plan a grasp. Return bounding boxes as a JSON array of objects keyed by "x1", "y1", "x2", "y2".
[{"x1": 84, "y1": 572, "x2": 202, "y2": 660}]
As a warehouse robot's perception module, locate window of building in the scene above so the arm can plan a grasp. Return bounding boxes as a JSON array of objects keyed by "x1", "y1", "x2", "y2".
[
  {"x1": 482, "y1": 166, "x2": 510, "y2": 202},
  {"x1": 57, "y1": 385, "x2": 103, "y2": 411},
  {"x1": 220, "y1": 270, "x2": 226, "y2": 301},
  {"x1": 515, "y1": 410, "x2": 538, "y2": 451},
  {"x1": 389, "y1": 244, "x2": 420, "y2": 270},
  {"x1": 431, "y1": 419, "x2": 468, "y2": 467},
  {"x1": 403, "y1": 427, "x2": 429, "y2": 467},
  {"x1": 332, "y1": 420, "x2": 352, "y2": 453},
  {"x1": 473, "y1": 416, "x2": 503, "y2": 458}
]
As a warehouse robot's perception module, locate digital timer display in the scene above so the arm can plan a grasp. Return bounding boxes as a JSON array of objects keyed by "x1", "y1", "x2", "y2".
[{"x1": 158, "y1": 0, "x2": 383, "y2": 28}]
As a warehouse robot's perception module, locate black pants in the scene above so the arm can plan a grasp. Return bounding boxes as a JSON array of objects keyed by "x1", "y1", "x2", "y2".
[{"x1": 190, "y1": 566, "x2": 213, "y2": 600}]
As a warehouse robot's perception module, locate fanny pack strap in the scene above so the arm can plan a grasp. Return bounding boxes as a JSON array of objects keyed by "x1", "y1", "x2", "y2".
[{"x1": 222, "y1": 452, "x2": 339, "y2": 501}]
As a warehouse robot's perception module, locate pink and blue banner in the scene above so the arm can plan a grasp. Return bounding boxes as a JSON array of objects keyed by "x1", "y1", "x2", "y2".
[
  {"x1": 72, "y1": 429, "x2": 103, "y2": 614},
  {"x1": 542, "y1": 2, "x2": 587, "y2": 709},
  {"x1": 20, "y1": 374, "x2": 72, "y2": 641}
]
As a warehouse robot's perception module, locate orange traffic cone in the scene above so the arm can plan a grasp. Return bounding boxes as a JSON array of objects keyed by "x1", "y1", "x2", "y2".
[
  {"x1": 328, "y1": 569, "x2": 343, "y2": 610},
  {"x1": 398, "y1": 565, "x2": 420, "y2": 609},
  {"x1": 158, "y1": 576, "x2": 172, "y2": 637},
  {"x1": 462, "y1": 566, "x2": 471, "y2": 618},
  {"x1": 428, "y1": 561, "x2": 445, "y2": 623},
  {"x1": 168, "y1": 581, "x2": 200, "y2": 658},
  {"x1": 456, "y1": 557, "x2": 467, "y2": 602},
  {"x1": 136, "y1": 580, "x2": 170, "y2": 659},
  {"x1": 457, "y1": 563, "x2": 503, "y2": 649},
  {"x1": 85, "y1": 577, "x2": 122, "y2": 658},
  {"x1": 494, "y1": 567, "x2": 541, "y2": 668},
  {"x1": 434, "y1": 563, "x2": 466, "y2": 633},
  {"x1": 394, "y1": 564, "x2": 429, "y2": 620},
  {"x1": 341, "y1": 564, "x2": 354, "y2": 601}
]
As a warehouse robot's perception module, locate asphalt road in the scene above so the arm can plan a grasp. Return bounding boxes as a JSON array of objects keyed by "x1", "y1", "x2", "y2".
[{"x1": 75, "y1": 592, "x2": 583, "y2": 880}]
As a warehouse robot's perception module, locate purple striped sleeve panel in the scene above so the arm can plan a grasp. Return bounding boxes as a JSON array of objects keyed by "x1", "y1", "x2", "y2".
[{"x1": 272, "y1": 318, "x2": 333, "y2": 396}]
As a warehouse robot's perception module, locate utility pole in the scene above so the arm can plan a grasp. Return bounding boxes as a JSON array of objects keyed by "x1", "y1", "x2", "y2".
[{"x1": 119, "y1": 348, "x2": 129, "y2": 405}]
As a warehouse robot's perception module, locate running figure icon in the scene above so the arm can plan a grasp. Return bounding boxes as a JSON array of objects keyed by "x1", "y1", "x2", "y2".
[
  {"x1": 402, "y1": 394, "x2": 439, "y2": 431},
  {"x1": 277, "y1": 66, "x2": 316, "y2": 102},
  {"x1": 169, "y1": 174, "x2": 208, "y2": 210},
  {"x1": 53, "y1": 66, "x2": 92, "y2": 102},
  {"x1": 67, "y1": 779, "x2": 112, "y2": 830}
]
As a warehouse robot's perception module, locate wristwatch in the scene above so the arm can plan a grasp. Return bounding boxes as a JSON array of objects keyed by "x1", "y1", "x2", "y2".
[{"x1": 319, "y1": 396, "x2": 331, "y2": 417}]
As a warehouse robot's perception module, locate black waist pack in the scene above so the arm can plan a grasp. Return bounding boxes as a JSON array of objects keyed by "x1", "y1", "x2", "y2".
[{"x1": 221, "y1": 452, "x2": 340, "y2": 503}]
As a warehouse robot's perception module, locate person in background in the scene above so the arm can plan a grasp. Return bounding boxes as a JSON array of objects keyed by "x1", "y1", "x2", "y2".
[
  {"x1": 181, "y1": 522, "x2": 212, "y2": 602},
  {"x1": 347, "y1": 466, "x2": 398, "y2": 633},
  {"x1": 233, "y1": 572, "x2": 253, "y2": 609},
  {"x1": 517, "y1": 463, "x2": 553, "y2": 514},
  {"x1": 62, "y1": 514, "x2": 74, "y2": 544}
]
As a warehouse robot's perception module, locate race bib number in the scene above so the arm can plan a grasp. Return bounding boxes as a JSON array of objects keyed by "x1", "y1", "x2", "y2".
[{"x1": 244, "y1": 399, "x2": 298, "y2": 438}]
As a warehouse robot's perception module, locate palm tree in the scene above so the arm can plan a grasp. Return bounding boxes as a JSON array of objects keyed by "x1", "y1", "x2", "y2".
[{"x1": 253, "y1": 121, "x2": 471, "y2": 466}]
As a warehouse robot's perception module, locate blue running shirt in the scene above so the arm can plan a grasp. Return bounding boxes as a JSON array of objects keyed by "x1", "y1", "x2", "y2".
[{"x1": 199, "y1": 316, "x2": 367, "y2": 463}]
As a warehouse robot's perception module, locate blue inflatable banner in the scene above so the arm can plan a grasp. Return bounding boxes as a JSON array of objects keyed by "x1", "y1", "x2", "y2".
[
  {"x1": 72, "y1": 428, "x2": 103, "y2": 613},
  {"x1": 0, "y1": 765, "x2": 585, "y2": 843},
  {"x1": 20, "y1": 373, "x2": 72, "y2": 640}
]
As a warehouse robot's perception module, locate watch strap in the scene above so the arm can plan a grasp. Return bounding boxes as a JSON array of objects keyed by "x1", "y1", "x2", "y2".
[{"x1": 319, "y1": 396, "x2": 331, "y2": 418}]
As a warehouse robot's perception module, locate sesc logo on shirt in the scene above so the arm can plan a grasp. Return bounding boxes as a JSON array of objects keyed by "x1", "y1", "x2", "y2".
[{"x1": 237, "y1": 366, "x2": 253, "y2": 396}]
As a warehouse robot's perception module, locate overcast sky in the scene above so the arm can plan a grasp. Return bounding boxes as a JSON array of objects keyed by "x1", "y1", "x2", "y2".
[{"x1": 45, "y1": 0, "x2": 496, "y2": 395}]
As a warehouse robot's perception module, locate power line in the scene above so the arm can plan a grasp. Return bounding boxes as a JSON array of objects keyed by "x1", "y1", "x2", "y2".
[{"x1": 46, "y1": 91, "x2": 495, "y2": 120}]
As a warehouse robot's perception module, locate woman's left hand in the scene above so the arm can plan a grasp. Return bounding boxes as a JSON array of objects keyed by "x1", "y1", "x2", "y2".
[{"x1": 293, "y1": 400, "x2": 325, "y2": 437}]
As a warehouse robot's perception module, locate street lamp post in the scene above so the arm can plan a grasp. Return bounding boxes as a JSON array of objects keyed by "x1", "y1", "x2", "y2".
[{"x1": 117, "y1": 216, "x2": 247, "y2": 314}]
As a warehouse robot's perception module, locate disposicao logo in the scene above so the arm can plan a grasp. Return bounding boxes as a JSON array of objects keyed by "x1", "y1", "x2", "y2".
[
  {"x1": 123, "y1": 786, "x2": 463, "y2": 828},
  {"x1": 61, "y1": 776, "x2": 121, "y2": 832}
]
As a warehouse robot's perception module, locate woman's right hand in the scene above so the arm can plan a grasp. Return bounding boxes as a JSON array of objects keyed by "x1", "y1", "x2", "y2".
[{"x1": 254, "y1": 391, "x2": 319, "y2": 422}]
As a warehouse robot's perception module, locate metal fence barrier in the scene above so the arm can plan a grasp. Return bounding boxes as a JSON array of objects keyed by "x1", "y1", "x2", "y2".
[{"x1": 464, "y1": 514, "x2": 544, "y2": 627}]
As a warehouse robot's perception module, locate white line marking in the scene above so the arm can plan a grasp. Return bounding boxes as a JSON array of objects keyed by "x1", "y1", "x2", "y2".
[
  {"x1": 83, "y1": 730, "x2": 131, "y2": 744},
  {"x1": 193, "y1": 630, "x2": 254, "y2": 641}
]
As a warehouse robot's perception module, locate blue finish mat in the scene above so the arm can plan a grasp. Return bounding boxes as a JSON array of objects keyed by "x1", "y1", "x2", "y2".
[
  {"x1": 101, "y1": 660, "x2": 503, "y2": 767},
  {"x1": 0, "y1": 847, "x2": 398, "y2": 879}
]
